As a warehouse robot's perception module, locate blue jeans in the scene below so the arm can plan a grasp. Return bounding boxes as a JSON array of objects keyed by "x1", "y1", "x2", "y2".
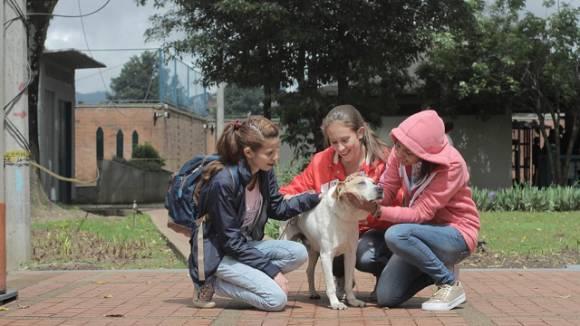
[
  {"x1": 377, "y1": 224, "x2": 469, "y2": 307},
  {"x1": 212, "y1": 240, "x2": 307, "y2": 311},
  {"x1": 356, "y1": 229, "x2": 393, "y2": 278}
]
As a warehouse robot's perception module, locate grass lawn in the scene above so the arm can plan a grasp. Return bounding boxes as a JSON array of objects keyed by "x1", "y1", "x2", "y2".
[
  {"x1": 30, "y1": 214, "x2": 186, "y2": 270},
  {"x1": 479, "y1": 211, "x2": 580, "y2": 256},
  {"x1": 30, "y1": 210, "x2": 580, "y2": 270}
]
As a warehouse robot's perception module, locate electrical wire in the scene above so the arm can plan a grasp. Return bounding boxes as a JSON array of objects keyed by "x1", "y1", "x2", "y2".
[
  {"x1": 74, "y1": 0, "x2": 128, "y2": 116},
  {"x1": 29, "y1": 161, "x2": 100, "y2": 185},
  {"x1": 4, "y1": 0, "x2": 26, "y2": 27},
  {"x1": 3, "y1": 0, "x2": 32, "y2": 152},
  {"x1": 27, "y1": 0, "x2": 112, "y2": 18}
]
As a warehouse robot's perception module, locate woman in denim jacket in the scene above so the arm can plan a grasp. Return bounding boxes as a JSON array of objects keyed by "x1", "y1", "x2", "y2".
[{"x1": 190, "y1": 116, "x2": 320, "y2": 311}]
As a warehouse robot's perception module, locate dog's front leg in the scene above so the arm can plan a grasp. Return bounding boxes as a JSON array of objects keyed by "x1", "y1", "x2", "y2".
[
  {"x1": 306, "y1": 248, "x2": 320, "y2": 299},
  {"x1": 320, "y1": 252, "x2": 347, "y2": 310},
  {"x1": 344, "y1": 246, "x2": 366, "y2": 307}
]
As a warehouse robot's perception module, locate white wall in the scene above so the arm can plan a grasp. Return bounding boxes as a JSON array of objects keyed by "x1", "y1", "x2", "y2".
[
  {"x1": 277, "y1": 114, "x2": 513, "y2": 190},
  {"x1": 378, "y1": 114, "x2": 512, "y2": 190}
]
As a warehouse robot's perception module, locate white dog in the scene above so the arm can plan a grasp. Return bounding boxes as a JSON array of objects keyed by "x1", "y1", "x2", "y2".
[{"x1": 281, "y1": 175, "x2": 383, "y2": 310}]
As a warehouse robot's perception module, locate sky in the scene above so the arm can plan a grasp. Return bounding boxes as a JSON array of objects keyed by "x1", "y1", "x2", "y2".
[
  {"x1": 45, "y1": 0, "x2": 577, "y2": 94},
  {"x1": 45, "y1": 0, "x2": 164, "y2": 94}
]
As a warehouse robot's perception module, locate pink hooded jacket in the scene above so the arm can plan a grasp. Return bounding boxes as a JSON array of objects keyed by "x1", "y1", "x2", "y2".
[{"x1": 377, "y1": 110, "x2": 480, "y2": 252}]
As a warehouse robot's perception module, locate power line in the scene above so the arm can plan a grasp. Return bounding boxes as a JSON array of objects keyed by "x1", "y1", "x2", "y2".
[
  {"x1": 77, "y1": 48, "x2": 161, "y2": 52},
  {"x1": 28, "y1": 0, "x2": 112, "y2": 18}
]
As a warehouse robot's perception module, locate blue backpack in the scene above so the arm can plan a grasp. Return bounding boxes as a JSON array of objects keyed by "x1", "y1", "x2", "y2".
[{"x1": 165, "y1": 154, "x2": 223, "y2": 233}]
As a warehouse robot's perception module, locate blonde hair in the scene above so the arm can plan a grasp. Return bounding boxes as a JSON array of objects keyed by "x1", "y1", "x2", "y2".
[{"x1": 321, "y1": 104, "x2": 389, "y2": 162}]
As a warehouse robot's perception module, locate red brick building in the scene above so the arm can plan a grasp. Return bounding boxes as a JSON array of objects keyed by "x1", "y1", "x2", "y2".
[{"x1": 75, "y1": 104, "x2": 216, "y2": 182}]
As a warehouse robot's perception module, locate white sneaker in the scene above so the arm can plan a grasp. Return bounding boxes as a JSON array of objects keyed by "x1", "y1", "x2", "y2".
[{"x1": 421, "y1": 281, "x2": 466, "y2": 311}]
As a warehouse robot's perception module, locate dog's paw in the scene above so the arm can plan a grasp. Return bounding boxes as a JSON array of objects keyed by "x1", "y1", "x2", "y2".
[
  {"x1": 309, "y1": 293, "x2": 321, "y2": 300},
  {"x1": 329, "y1": 301, "x2": 348, "y2": 310},
  {"x1": 347, "y1": 298, "x2": 366, "y2": 307}
]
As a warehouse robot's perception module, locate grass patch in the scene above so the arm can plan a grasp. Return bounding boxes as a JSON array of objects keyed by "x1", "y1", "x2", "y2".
[
  {"x1": 30, "y1": 214, "x2": 186, "y2": 270},
  {"x1": 479, "y1": 211, "x2": 580, "y2": 256}
]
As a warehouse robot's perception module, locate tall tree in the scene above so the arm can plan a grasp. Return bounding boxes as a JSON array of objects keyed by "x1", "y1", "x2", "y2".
[
  {"x1": 418, "y1": 0, "x2": 580, "y2": 185},
  {"x1": 139, "y1": 0, "x2": 474, "y2": 157},
  {"x1": 27, "y1": 0, "x2": 59, "y2": 163},
  {"x1": 109, "y1": 51, "x2": 159, "y2": 102},
  {"x1": 224, "y1": 84, "x2": 264, "y2": 117}
]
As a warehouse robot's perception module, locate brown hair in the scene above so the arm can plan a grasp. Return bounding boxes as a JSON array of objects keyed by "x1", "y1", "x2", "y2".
[
  {"x1": 217, "y1": 116, "x2": 280, "y2": 165},
  {"x1": 321, "y1": 104, "x2": 389, "y2": 162},
  {"x1": 194, "y1": 116, "x2": 279, "y2": 201}
]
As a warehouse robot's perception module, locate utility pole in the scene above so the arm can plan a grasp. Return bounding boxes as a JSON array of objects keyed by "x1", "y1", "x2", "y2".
[
  {"x1": 0, "y1": 0, "x2": 19, "y2": 303},
  {"x1": 3, "y1": 0, "x2": 30, "y2": 273},
  {"x1": 216, "y1": 83, "x2": 226, "y2": 138}
]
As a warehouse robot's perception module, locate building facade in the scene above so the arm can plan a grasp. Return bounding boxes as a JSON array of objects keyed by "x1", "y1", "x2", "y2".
[{"x1": 74, "y1": 104, "x2": 216, "y2": 193}]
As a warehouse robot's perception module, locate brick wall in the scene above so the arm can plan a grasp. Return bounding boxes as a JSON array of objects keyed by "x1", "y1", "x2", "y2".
[{"x1": 75, "y1": 104, "x2": 214, "y2": 182}]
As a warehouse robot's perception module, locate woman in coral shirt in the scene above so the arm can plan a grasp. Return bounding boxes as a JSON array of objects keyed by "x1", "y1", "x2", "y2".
[{"x1": 280, "y1": 104, "x2": 401, "y2": 300}]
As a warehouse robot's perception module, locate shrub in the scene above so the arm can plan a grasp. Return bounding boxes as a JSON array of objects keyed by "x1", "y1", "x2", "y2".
[
  {"x1": 473, "y1": 184, "x2": 580, "y2": 212},
  {"x1": 130, "y1": 143, "x2": 165, "y2": 171}
]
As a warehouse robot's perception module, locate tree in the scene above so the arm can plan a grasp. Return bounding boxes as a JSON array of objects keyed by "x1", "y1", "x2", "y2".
[
  {"x1": 27, "y1": 0, "x2": 60, "y2": 163},
  {"x1": 139, "y1": 0, "x2": 474, "y2": 157},
  {"x1": 109, "y1": 51, "x2": 159, "y2": 101},
  {"x1": 224, "y1": 84, "x2": 264, "y2": 117},
  {"x1": 417, "y1": 0, "x2": 580, "y2": 185}
]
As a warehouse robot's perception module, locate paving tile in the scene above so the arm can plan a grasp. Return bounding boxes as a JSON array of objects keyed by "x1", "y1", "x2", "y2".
[{"x1": 2, "y1": 269, "x2": 580, "y2": 325}]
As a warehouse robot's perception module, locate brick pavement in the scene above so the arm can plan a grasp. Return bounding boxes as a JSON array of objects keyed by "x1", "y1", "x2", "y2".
[{"x1": 0, "y1": 268, "x2": 579, "y2": 325}]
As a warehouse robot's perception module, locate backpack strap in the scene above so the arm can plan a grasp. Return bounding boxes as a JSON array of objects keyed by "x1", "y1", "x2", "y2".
[
  {"x1": 196, "y1": 165, "x2": 238, "y2": 283},
  {"x1": 196, "y1": 214, "x2": 208, "y2": 281}
]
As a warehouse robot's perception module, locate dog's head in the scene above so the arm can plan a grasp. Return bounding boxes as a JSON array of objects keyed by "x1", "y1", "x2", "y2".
[{"x1": 332, "y1": 174, "x2": 384, "y2": 204}]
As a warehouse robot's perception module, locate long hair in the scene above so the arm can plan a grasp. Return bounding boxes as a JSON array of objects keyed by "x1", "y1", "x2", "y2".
[
  {"x1": 321, "y1": 104, "x2": 389, "y2": 162},
  {"x1": 195, "y1": 116, "x2": 279, "y2": 200},
  {"x1": 217, "y1": 116, "x2": 279, "y2": 165}
]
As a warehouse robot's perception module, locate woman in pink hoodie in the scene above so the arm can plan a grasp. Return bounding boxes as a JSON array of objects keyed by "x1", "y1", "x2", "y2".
[{"x1": 355, "y1": 110, "x2": 480, "y2": 311}]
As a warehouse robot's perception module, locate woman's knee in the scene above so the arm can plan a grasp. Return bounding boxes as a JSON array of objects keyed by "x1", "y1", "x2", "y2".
[
  {"x1": 384, "y1": 224, "x2": 411, "y2": 250},
  {"x1": 288, "y1": 241, "x2": 308, "y2": 266},
  {"x1": 263, "y1": 290, "x2": 288, "y2": 312}
]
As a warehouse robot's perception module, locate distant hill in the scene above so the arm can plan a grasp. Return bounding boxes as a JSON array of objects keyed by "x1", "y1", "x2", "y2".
[{"x1": 76, "y1": 91, "x2": 107, "y2": 105}]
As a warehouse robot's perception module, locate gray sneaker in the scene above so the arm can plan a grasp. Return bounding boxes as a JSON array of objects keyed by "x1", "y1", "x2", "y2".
[
  {"x1": 192, "y1": 283, "x2": 216, "y2": 309},
  {"x1": 421, "y1": 281, "x2": 466, "y2": 311}
]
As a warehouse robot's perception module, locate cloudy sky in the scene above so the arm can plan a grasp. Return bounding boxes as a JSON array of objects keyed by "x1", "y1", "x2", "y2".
[
  {"x1": 45, "y1": 0, "x2": 571, "y2": 94},
  {"x1": 45, "y1": 0, "x2": 164, "y2": 94}
]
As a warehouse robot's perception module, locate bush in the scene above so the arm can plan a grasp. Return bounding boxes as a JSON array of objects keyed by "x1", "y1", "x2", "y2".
[
  {"x1": 472, "y1": 185, "x2": 580, "y2": 212},
  {"x1": 130, "y1": 143, "x2": 166, "y2": 171}
]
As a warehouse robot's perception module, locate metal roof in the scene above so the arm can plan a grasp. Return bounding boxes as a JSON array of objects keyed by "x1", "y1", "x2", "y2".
[{"x1": 43, "y1": 49, "x2": 106, "y2": 69}]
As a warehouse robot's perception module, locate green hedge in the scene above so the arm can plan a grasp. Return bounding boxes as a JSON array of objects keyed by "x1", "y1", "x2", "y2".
[{"x1": 472, "y1": 185, "x2": 580, "y2": 212}]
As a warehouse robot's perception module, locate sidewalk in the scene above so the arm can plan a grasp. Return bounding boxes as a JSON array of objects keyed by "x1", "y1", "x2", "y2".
[{"x1": 0, "y1": 210, "x2": 577, "y2": 325}]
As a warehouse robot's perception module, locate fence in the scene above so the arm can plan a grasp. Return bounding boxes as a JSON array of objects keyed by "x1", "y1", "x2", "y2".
[{"x1": 75, "y1": 48, "x2": 209, "y2": 116}]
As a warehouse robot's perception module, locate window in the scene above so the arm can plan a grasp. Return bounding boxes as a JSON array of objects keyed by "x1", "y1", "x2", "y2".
[
  {"x1": 132, "y1": 130, "x2": 139, "y2": 155},
  {"x1": 116, "y1": 130, "x2": 124, "y2": 158},
  {"x1": 96, "y1": 128, "x2": 104, "y2": 161}
]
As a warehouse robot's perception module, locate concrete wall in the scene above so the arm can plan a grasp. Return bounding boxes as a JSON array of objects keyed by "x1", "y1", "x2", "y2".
[
  {"x1": 377, "y1": 114, "x2": 512, "y2": 190},
  {"x1": 97, "y1": 160, "x2": 171, "y2": 204},
  {"x1": 75, "y1": 160, "x2": 171, "y2": 204},
  {"x1": 38, "y1": 58, "x2": 76, "y2": 202},
  {"x1": 277, "y1": 114, "x2": 512, "y2": 190}
]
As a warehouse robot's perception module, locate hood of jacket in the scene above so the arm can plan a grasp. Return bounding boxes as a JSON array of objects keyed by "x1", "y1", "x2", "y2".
[{"x1": 391, "y1": 110, "x2": 451, "y2": 167}]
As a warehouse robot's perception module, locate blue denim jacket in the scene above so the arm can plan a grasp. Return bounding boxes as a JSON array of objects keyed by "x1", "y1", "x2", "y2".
[{"x1": 188, "y1": 158, "x2": 319, "y2": 286}]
